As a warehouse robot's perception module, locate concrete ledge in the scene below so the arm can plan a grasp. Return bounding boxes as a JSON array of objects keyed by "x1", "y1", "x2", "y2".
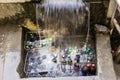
[
  {"x1": 21, "y1": 76, "x2": 98, "y2": 80},
  {"x1": 95, "y1": 24, "x2": 116, "y2": 80}
]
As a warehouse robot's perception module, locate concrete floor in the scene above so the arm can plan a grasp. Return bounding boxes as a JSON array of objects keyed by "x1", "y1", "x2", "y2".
[
  {"x1": 0, "y1": 25, "x2": 22, "y2": 80},
  {"x1": 0, "y1": 25, "x2": 118, "y2": 80}
]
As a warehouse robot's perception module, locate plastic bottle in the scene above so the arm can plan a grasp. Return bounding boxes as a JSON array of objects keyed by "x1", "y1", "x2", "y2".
[
  {"x1": 30, "y1": 33, "x2": 34, "y2": 39},
  {"x1": 67, "y1": 56, "x2": 72, "y2": 65},
  {"x1": 74, "y1": 63, "x2": 80, "y2": 71},
  {"x1": 81, "y1": 65, "x2": 89, "y2": 76},
  {"x1": 85, "y1": 47, "x2": 91, "y2": 54},
  {"x1": 25, "y1": 45, "x2": 30, "y2": 49},
  {"x1": 75, "y1": 54, "x2": 80, "y2": 63},
  {"x1": 90, "y1": 63, "x2": 96, "y2": 75},
  {"x1": 67, "y1": 47, "x2": 72, "y2": 55}
]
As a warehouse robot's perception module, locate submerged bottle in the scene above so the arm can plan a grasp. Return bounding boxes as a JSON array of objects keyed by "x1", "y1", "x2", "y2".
[
  {"x1": 25, "y1": 45, "x2": 30, "y2": 49},
  {"x1": 41, "y1": 42, "x2": 46, "y2": 47},
  {"x1": 29, "y1": 33, "x2": 35, "y2": 41},
  {"x1": 30, "y1": 33, "x2": 34, "y2": 39},
  {"x1": 74, "y1": 63, "x2": 80, "y2": 71},
  {"x1": 67, "y1": 56, "x2": 72, "y2": 65},
  {"x1": 85, "y1": 47, "x2": 91, "y2": 54},
  {"x1": 75, "y1": 54, "x2": 80, "y2": 63},
  {"x1": 81, "y1": 65, "x2": 89, "y2": 76},
  {"x1": 67, "y1": 47, "x2": 72, "y2": 55},
  {"x1": 90, "y1": 63, "x2": 96, "y2": 75},
  {"x1": 61, "y1": 56, "x2": 66, "y2": 65}
]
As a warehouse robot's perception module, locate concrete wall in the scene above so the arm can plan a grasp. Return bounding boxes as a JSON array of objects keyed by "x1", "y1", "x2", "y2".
[
  {"x1": 0, "y1": 4, "x2": 24, "y2": 19},
  {"x1": 107, "y1": 0, "x2": 117, "y2": 18},
  {"x1": 0, "y1": 25, "x2": 22, "y2": 80}
]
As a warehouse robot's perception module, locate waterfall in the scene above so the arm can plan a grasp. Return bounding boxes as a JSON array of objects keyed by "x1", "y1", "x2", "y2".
[{"x1": 36, "y1": 0, "x2": 90, "y2": 46}]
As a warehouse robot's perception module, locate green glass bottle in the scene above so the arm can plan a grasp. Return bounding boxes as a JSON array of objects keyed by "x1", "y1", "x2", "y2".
[
  {"x1": 25, "y1": 45, "x2": 29, "y2": 49},
  {"x1": 41, "y1": 42, "x2": 46, "y2": 47},
  {"x1": 85, "y1": 48, "x2": 91, "y2": 54},
  {"x1": 51, "y1": 42, "x2": 55, "y2": 46},
  {"x1": 30, "y1": 33, "x2": 34, "y2": 39},
  {"x1": 67, "y1": 48, "x2": 72, "y2": 55}
]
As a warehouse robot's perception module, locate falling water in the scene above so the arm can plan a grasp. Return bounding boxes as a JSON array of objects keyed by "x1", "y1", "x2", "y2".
[
  {"x1": 42, "y1": 0, "x2": 85, "y2": 11},
  {"x1": 36, "y1": 0, "x2": 90, "y2": 46}
]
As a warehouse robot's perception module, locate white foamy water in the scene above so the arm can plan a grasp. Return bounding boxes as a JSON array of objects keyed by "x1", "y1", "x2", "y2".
[{"x1": 41, "y1": 0, "x2": 85, "y2": 11}]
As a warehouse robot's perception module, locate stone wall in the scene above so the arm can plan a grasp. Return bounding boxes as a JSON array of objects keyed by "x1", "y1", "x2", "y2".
[
  {"x1": 0, "y1": 3, "x2": 35, "y2": 25},
  {"x1": 0, "y1": 0, "x2": 110, "y2": 28}
]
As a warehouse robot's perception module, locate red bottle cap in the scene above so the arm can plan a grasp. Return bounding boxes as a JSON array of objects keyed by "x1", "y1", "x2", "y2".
[
  {"x1": 92, "y1": 64, "x2": 95, "y2": 67},
  {"x1": 86, "y1": 64, "x2": 90, "y2": 67}
]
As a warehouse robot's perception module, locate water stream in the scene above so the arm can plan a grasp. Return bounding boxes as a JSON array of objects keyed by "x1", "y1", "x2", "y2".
[{"x1": 36, "y1": 0, "x2": 90, "y2": 46}]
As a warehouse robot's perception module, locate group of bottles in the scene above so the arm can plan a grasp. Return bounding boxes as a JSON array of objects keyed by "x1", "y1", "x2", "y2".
[
  {"x1": 77, "y1": 46, "x2": 95, "y2": 63},
  {"x1": 61, "y1": 55, "x2": 72, "y2": 65},
  {"x1": 61, "y1": 48, "x2": 73, "y2": 67},
  {"x1": 24, "y1": 33, "x2": 96, "y2": 77},
  {"x1": 60, "y1": 45, "x2": 96, "y2": 76},
  {"x1": 61, "y1": 55, "x2": 96, "y2": 76},
  {"x1": 25, "y1": 33, "x2": 38, "y2": 50},
  {"x1": 25, "y1": 33, "x2": 56, "y2": 51},
  {"x1": 78, "y1": 63, "x2": 96, "y2": 76},
  {"x1": 61, "y1": 55, "x2": 72, "y2": 73}
]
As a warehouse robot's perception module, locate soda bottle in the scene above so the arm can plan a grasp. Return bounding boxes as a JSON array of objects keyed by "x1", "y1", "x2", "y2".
[
  {"x1": 61, "y1": 56, "x2": 66, "y2": 65},
  {"x1": 87, "y1": 56, "x2": 92, "y2": 63},
  {"x1": 85, "y1": 47, "x2": 91, "y2": 54},
  {"x1": 79, "y1": 69, "x2": 83, "y2": 76},
  {"x1": 75, "y1": 55, "x2": 80, "y2": 63},
  {"x1": 67, "y1": 47, "x2": 72, "y2": 55},
  {"x1": 90, "y1": 63, "x2": 96, "y2": 75},
  {"x1": 25, "y1": 45, "x2": 29, "y2": 49},
  {"x1": 29, "y1": 33, "x2": 35, "y2": 41},
  {"x1": 52, "y1": 57, "x2": 57, "y2": 63},
  {"x1": 41, "y1": 42, "x2": 46, "y2": 47},
  {"x1": 74, "y1": 63, "x2": 80, "y2": 71},
  {"x1": 67, "y1": 56, "x2": 72, "y2": 65},
  {"x1": 86, "y1": 63, "x2": 91, "y2": 75},
  {"x1": 51, "y1": 42, "x2": 55, "y2": 46},
  {"x1": 61, "y1": 56, "x2": 66, "y2": 73},
  {"x1": 30, "y1": 33, "x2": 34, "y2": 39},
  {"x1": 81, "y1": 65, "x2": 89, "y2": 76}
]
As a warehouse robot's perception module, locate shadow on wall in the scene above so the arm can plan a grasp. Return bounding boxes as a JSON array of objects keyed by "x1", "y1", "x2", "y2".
[{"x1": 17, "y1": 28, "x2": 29, "y2": 78}]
